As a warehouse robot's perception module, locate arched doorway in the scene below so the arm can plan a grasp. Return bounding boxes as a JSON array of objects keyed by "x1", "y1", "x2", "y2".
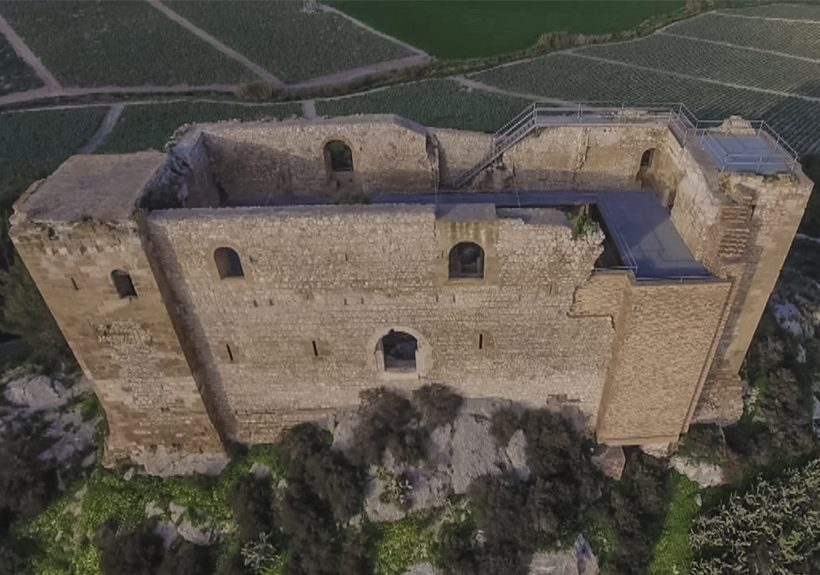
[{"x1": 379, "y1": 330, "x2": 418, "y2": 373}]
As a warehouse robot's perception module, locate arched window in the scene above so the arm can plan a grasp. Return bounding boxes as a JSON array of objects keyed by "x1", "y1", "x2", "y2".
[
  {"x1": 214, "y1": 247, "x2": 244, "y2": 279},
  {"x1": 640, "y1": 148, "x2": 655, "y2": 169},
  {"x1": 379, "y1": 330, "x2": 418, "y2": 373},
  {"x1": 111, "y1": 269, "x2": 137, "y2": 299},
  {"x1": 448, "y1": 242, "x2": 485, "y2": 279},
  {"x1": 324, "y1": 140, "x2": 354, "y2": 173}
]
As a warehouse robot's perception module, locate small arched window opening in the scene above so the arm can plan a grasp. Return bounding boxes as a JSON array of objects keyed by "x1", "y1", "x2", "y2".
[
  {"x1": 380, "y1": 330, "x2": 417, "y2": 373},
  {"x1": 640, "y1": 148, "x2": 655, "y2": 169},
  {"x1": 111, "y1": 269, "x2": 137, "y2": 299},
  {"x1": 449, "y1": 242, "x2": 485, "y2": 279},
  {"x1": 214, "y1": 247, "x2": 244, "y2": 279},
  {"x1": 324, "y1": 140, "x2": 353, "y2": 173}
]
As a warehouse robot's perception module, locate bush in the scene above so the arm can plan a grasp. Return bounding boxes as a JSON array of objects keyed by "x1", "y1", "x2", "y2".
[
  {"x1": 412, "y1": 384, "x2": 463, "y2": 430},
  {"x1": 349, "y1": 387, "x2": 426, "y2": 467},
  {"x1": 97, "y1": 520, "x2": 164, "y2": 575},
  {"x1": 228, "y1": 474, "x2": 275, "y2": 545},
  {"x1": 277, "y1": 423, "x2": 364, "y2": 522},
  {"x1": 691, "y1": 459, "x2": 820, "y2": 573},
  {"x1": 158, "y1": 541, "x2": 215, "y2": 575},
  {"x1": 0, "y1": 252, "x2": 72, "y2": 368}
]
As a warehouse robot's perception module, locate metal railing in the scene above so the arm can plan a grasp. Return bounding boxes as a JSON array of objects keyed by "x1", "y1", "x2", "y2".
[{"x1": 453, "y1": 101, "x2": 799, "y2": 187}]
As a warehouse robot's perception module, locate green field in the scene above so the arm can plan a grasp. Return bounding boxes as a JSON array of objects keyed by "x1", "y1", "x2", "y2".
[
  {"x1": 669, "y1": 12, "x2": 820, "y2": 60},
  {"x1": 0, "y1": 1, "x2": 253, "y2": 87},
  {"x1": 0, "y1": 34, "x2": 41, "y2": 95},
  {"x1": 0, "y1": 107, "x2": 106, "y2": 211},
  {"x1": 330, "y1": 0, "x2": 685, "y2": 59},
  {"x1": 167, "y1": 0, "x2": 411, "y2": 83},
  {"x1": 473, "y1": 52, "x2": 820, "y2": 156},
  {"x1": 317, "y1": 79, "x2": 529, "y2": 133},
  {"x1": 97, "y1": 100, "x2": 301, "y2": 154},
  {"x1": 577, "y1": 33, "x2": 820, "y2": 97}
]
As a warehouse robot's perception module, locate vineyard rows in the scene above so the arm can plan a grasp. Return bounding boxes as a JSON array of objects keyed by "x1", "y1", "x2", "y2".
[
  {"x1": 471, "y1": 53, "x2": 820, "y2": 155},
  {"x1": 668, "y1": 13, "x2": 820, "y2": 60},
  {"x1": 576, "y1": 34, "x2": 820, "y2": 98},
  {"x1": 720, "y1": 3, "x2": 820, "y2": 21}
]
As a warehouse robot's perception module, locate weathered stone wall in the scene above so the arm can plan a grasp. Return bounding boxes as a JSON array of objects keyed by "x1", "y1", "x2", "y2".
[
  {"x1": 9, "y1": 212, "x2": 225, "y2": 470},
  {"x1": 188, "y1": 117, "x2": 436, "y2": 205},
  {"x1": 433, "y1": 124, "x2": 665, "y2": 190},
  {"x1": 146, "y1": 205, "x2": 614, "y2": 443}
]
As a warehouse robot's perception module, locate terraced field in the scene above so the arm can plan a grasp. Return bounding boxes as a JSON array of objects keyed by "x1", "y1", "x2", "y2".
[
  {"x1": 316, "y1": 79, "x2": 529, "y2": 133},
  {"x1": 0, "y1": 1, "x2": 253, "y2": 87},
  {"x1": 472, "y1": 5, "x2": 820, "y2": 157},
  {"x1": 98, "y1": 101, "x2": 301, "y2": 153},
  {"x1": 576, "y1": 34, "x2": 820, "y2": 97},
  {"x1": 668, "y1": 12, "x2": 820, "y2": 59},
  {"x1": 0, "y1": 33, "x2": 40, "y2": 95},
  {"x1": 719, "y1": 3, "x2": 820, "y2": 19},
  {"x1": 167, "y1": 1, "x2": 412, "y2": 83}
]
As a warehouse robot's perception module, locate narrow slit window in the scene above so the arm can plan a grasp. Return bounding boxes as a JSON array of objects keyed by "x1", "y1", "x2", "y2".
[
  {"x1": 110, "y1": 269, "x2": 137, "y2": 299},
  {"x1": 70, "y1": 277, "x2": 79, "y2": 290},
  {"x1": 226, "y1": 344, "x2": 234, "y2": 362},
  {"x1": 312, "y1": 340, "x2": 319, "y2": 357},
  {"x1": 479, "y1": 333, "x2": 484, "y2": 350}
]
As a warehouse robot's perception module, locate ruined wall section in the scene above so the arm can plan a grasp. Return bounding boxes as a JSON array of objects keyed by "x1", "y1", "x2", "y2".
[
  {"x1": 9, "y1": 213, "x2": 225, "y2": 473},
  {"x1": 433, "y1": 124, "x2": 666, "y2": 190},
  {"x1": 194, "y1": 117, "x2": 436, "y2": 205},
  {"x1": 146, "y1": 205, "x2": 614, "y2": 443}
]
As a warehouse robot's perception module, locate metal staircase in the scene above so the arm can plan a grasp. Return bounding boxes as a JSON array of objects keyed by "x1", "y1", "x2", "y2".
[{"x1": 452, "y1": 102, "x2": 700, "y2": 188}]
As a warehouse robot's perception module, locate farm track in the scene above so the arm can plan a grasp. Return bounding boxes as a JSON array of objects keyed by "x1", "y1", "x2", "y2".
[
  {"x1": 713, "y1": 11, "x2": 820, "y2": 25},
  {"x1": 0, "y1": 12, "x2": 59, "y2": 90},
  {"x1": 146, "y1": 0, "x2": 286, "y2": 88},
  {"x1": 77, "y1": 104, "x2": 124, "y2": 154},
  {"x1": 453, "y1": 77, "x2": 573, "y2": 106}
]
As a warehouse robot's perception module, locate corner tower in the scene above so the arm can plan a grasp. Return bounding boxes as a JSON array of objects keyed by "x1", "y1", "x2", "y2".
[{"x1": 9, "y1": 153, "x2": 225, "y2": 474}]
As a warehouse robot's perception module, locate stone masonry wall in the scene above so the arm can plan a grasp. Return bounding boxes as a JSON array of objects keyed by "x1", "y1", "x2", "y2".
[
  {"x1": 9, "y1": 213, "x2": 225, "y2": 468},
  {"x1": 145, "y1": 205, "x2": 614, "y2": 443}
]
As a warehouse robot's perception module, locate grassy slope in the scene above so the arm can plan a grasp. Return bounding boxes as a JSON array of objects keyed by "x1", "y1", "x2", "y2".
[
  {"x1": 0, "y1": 108, "x2": 106, "y2": 211},
  {"x1": 0, "y1": 1, "x2": 253, "y2": 87},
  {"x1": 0, "y1": 33, "x2": 42, "y2": 96},
  {"x1": 317, "y1": 79, "x2": 529, "y2": 133},
  {"x1": 167, "y1": 0, "x2": 410, "y2": 84},
  {"x1": 97, "y1": 101, "x2": 301, "y2": 154},
  {"x1": 330, "y1": 0, "x2": 684, "y2": 59},
  {"x1": 650, "y1": 473, "x2": 699, "y2": 574}
]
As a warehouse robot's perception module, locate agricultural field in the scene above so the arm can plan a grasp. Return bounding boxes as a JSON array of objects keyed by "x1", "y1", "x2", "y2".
[
  {"x1": 97, "y1": 100, "x2": 301, "y2": 154},
  {"x1": 0, "y1": 1, "x2": 254, "y2": 87},
  {"x1": 166, "y1": 0, "x2": 412, "y2": 84},
  {"x1": 576, "y1": 34, "x2": 820, "y2": 98},
  {"x1": 0, "y1": 107, "x2": 106, "y2": 212},
  {"x1": 316, "y1": 79, "x2": 529, "y2": 133},
  {"x1": 329, "y1": 0, "x2": 686, "y2": 59},
  {"x1": 721, "y1": 2, "x2": 820, "y2": 19},
  {"x1": 0, "y1": 34, "x2": 41, "y2": 96},
  {"x1": 668, "y1": 12, "x2": 820, "y2": 59}
]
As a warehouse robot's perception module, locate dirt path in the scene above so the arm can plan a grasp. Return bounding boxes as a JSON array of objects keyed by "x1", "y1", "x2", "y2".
[
  {"x1": 454, "y1": 77, "x2": 573, "y2": 106},
  {"x1": 0, "y1": 83, "x2": 237, "y2": 108},
  {"x1": 659, "y1": 30, "x2": 820, "y2": 64},
  {"x1": 566, "y1": 51, "x2": 820, "y2": 104},
  {"x1": 0, "y1": 13, "x2": 61, "y2": 90},
  {"x1": 318, "y1": 3, "x2": 430, "y2": 58},
  {"x1": 146, "y1": 0, "x2": 285, "y2": 89},
  {"x1": 77, "y1": 103, "x2": 124, "y2": 154},
  {"x1": 291, "y1": 54, "x2": 431, "y2": 89},
  {"x1": 302, "y1": 99, "x2": 316, "y2": 119}
]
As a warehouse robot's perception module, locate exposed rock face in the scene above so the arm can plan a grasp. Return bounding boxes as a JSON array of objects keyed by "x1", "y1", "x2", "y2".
[
  {"x1": 670, "y1": 455, "x2": 725, "y2": 488},
  {"x1": 337, "y1": 399, "x2": 530, "y2": 522},
  {"x1": 528, "y1": 536, "x2": 598, "y2": 575},
  {"x1": 591, "y1": 446, "x2": 625, "y2": 480},
  {"x1": 403, "y1": 563, "x2": 438, "y2": 575}
]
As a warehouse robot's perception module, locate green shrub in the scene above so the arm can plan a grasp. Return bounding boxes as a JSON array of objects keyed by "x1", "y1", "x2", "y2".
[
  {"x1": 650, "y1": 473, "x2": 699, "y2": 575},
  {"x1": 240, "y1": 532, "x2": 280, "y2": 575},
  {"x1": 691, "y1": 459, "x2": 820, "y2": 573},
  {"x1": 374, "y1": 516, "x2": 434, "y2": 575}
]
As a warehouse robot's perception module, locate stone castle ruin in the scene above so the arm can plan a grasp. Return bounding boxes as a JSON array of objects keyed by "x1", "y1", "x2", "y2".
[{"x1": 9, "y1": 106, "x2": 812, "y2": 474}]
